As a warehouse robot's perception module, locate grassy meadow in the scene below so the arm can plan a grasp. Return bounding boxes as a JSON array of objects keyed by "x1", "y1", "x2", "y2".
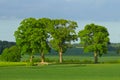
[{"x1": 0, "y1": 64, "x2": 120, "y2": 80}]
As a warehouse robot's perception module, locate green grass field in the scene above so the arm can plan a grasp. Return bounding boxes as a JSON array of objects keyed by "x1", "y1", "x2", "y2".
[
  {"x1": 0, "y1": 55, "x2": 120, "y2": 80},
  {"x1": 0, "y1": 64, "x2": 120, "y2": 80},
  {"x1": 1, "y1": 43, "x2": 120, "y2": 80}
]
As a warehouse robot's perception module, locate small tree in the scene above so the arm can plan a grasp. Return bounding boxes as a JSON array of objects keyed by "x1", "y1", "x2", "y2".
[
  {"x1": 1, "y1": 46, "x2": 21, "y2": 62},
  {"x1": 50, "y1": 19, "x2": 78, "y2": 63},
  {"x1": 78, "y1": 23, "x2": 109, "y2": 63}
]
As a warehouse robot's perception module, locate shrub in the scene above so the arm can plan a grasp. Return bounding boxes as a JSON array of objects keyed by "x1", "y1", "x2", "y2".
[{"x1": 1, "y1": 46, "x2": 21, "y2": 62}]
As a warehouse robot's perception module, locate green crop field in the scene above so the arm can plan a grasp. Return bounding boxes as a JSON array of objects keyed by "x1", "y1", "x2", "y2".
[{"x1": 0, "y1": 64, "x2": 120, "y2": 80}]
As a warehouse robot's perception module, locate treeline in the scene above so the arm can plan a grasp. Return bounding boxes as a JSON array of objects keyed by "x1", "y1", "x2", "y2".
[
  {"x1": 0, "y1": 41, "x2": 120, "y2": 63},
  {"x1": 0, "y1": 40, "x2": 15, "y2": 54},
  {"x1": 73, "y1": 43, "x2": 120, "y2": 52},
  {"x1": 0, "y1": 41, "x2": 119, "y2": 55}
]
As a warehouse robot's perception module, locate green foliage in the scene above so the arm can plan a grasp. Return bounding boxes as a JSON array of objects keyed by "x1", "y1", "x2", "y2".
[
  {"x1": 78, "y1": 23, "x2": 109, "y2": 56},
  {"x1": 50, "y1": 19, "x2": 78, "y2": 51},
  {"x1": 14, "y1": 18, "x2": 37, "y2": 56},
  {"x1": 1, "y1": 46, "x2": 21, "y2": 62}
]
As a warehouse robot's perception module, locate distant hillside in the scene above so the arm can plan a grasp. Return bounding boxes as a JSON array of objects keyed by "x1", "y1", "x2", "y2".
[{"x1": 0, "y1": 41, "x2": 120, "y2": 56}]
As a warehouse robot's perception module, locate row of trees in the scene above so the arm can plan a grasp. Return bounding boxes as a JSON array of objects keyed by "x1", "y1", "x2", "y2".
[
  {"x1": 14, "y1": 18, "x2": 77, "y2": 63},
  {"x1": 14, "y1": 17, "x2": 109, "y2": 63}
]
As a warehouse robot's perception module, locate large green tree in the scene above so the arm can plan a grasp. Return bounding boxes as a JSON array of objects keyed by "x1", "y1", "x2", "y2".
[
  {"x1": 78, "y1": 23, "x2": 109, "y2": 63},
  {"x1": 50, "y1": 19, "x2": 78, "y2": 63},
  {"x1": 14, "y1": 18, "x2": 51, "y2": 63}
]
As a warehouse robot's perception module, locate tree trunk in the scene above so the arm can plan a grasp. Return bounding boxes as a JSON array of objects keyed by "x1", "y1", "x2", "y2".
[
  {"x1": 94, "y1": 51, "x2": 98, "y2": 64},
  {"x1": 59, "y1": 48, "x2": 63, "y2": 63},
  {"x1": 30, "y1": 55, "x2": 33, "y2": 63},
  {"x1": 41, "y1": 52, "x2": 45, "y2": 63}
]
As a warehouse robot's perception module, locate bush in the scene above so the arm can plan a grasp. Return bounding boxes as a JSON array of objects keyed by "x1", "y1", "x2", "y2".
[{"x1": 1, "y1": 46, "x2": 21, "y2": 62}]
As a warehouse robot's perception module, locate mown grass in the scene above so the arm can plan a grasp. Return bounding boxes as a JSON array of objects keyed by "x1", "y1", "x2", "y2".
[{"x1": 0, "y1": 64, "x2": 120, "y2": 80}]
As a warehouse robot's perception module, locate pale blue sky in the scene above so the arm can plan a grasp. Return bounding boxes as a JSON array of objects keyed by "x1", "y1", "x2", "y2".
[{"x1": 0, "y1": 0, "x2": 120, "y2": 43}]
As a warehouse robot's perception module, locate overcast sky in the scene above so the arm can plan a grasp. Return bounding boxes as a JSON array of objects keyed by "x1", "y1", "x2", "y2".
[{"x1": 0, "y1": 0, "x2": 120, "y2": 43}]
